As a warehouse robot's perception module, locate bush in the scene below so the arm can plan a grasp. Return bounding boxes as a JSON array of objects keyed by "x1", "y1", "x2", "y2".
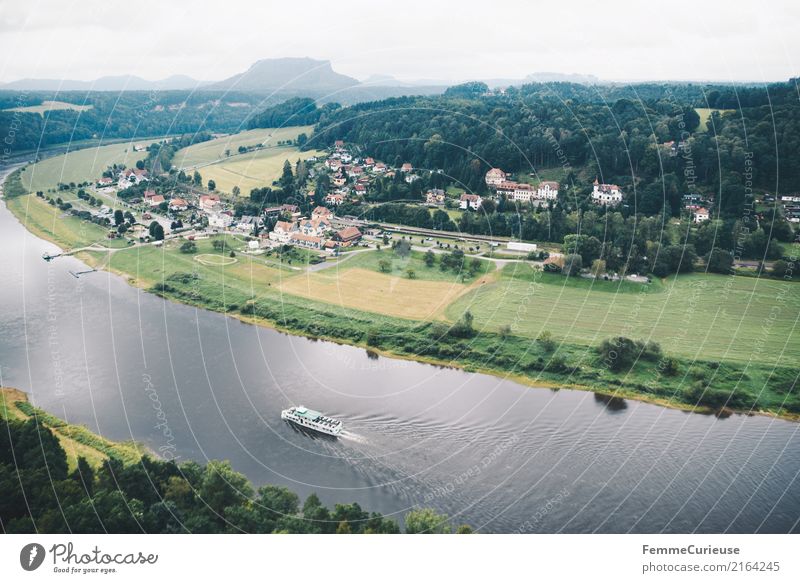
[
  {"x1": 598, "y1": 336, "x2": 639, "y2": 372},
  {"x1": 537, "y1": 330, "x2": 556, "y2": 352},
  {"x1": 449, "y1": 311, "x2": 475, "y2": 338},
  {"x1": 706, "y1": 248, "x2": 734, "y2": 274},
  {"x1": 561, "y1": 254, "x2": 582, "y2": 276},
  {"x1": 180, "y1": 241, "x2": 197, "y2": 254}
]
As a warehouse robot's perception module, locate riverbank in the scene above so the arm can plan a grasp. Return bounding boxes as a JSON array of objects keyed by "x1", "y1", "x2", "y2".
[
  {"x1": 0, "y1": 387, "x2": 143, "y2": 470},
  {"x1": 72, "y1": 242, "x2": 800, "y2": 423},
  {"x1": 2, "y1": 177, "x2": 798, "y2": 422}
]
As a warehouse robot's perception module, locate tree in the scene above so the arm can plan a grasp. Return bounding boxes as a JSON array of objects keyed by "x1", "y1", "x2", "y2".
[
  {"x1": 193, "y1": 170, "x2": 202, "y2": 186},
  {"x1": 180, "y1": 241, "x2": 197, "y2": 254},
  {"x1": 771, "y1": 260, "x2": 792, "y2": 279},
  {"x1": 598, "y1": 336, "x2": 640, "y2": 372},
  {"x1": 590, "y1": 258, "x2": 606, "y2": 277},
  {"x1": 149, "y1": 221, "x2": 164, "y2": 241},
  {"x1": 424, "y1": 250, "x2": 436, "y2": 267},
  {"x1": 450, "y1": 311, "x2": 474, "y2": 338},
  {"x1": 563, "y1": 234, "x2": 602, "y2": 264},
  {"x1": 706, "y1": 248, "x2": 733, "y2": 274},
  {"x1": 378, "y1": 259, "x2": 391, "y2": 273},
  {"x1": 562, "y1": 254, "x2": 583, "y2": 276},
  {"x1": 114, "y1": 209, "x2": 124, "y2": 226},
  {"x1": 232, "y1": 185, "x2": 241, "y2": 196},
  {"x1": 405, "y1": 269, "x2": 416, "y2": 279},
  {"x1": 208, "y1": 179, "x2": 216, "y2": 191},
  {"x1": 468, "y1": 257, "x2": 482, "y2": 276},
  {"x1": 280, "y1": 160, "x2": 294, "y2": 192},
  {"x1": 394, "y1": 239, "x2": 411, "y2": 258},
  {"x1": 405, "y1": 508, "x2": 452, "y2": 533}
]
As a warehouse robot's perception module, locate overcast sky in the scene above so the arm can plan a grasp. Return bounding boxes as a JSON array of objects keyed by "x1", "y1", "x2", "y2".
[{"x1": 0, "y1": 0, "x2": 797, "y2": 84}]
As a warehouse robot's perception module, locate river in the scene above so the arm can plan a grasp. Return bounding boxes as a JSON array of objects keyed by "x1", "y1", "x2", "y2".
[{"x1": 0, "y1": 188, "x2": 798, "y2": 533}]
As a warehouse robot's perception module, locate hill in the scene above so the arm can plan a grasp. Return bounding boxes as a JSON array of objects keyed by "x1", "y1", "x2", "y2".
[{"x1": 209, "y1": 57, "x2": 359, "y2": 93}]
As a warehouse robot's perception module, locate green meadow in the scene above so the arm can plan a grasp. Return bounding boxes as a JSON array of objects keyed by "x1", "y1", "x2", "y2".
[{"x1": 446, "y1": 264, "x2": 800, "y2": 364}]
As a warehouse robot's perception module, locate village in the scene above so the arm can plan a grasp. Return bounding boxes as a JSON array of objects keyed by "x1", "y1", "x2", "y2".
[{"x1": 40, "y1": 133, "x2": 791, "y2": 274}]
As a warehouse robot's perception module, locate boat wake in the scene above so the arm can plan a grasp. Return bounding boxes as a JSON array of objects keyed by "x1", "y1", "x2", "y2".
[{"x1": 339, "y1": 430, "x2": 368, "y2": 444}]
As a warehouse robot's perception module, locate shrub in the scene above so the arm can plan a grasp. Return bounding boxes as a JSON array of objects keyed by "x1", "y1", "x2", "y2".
[
  {"x1": 180, "y1": 241, "x2": 197, "y2": 254},
  {"x1": 598, "y1": 336, "x2": 639, "y2": 372},
  {"x1": 537, "y1": 330, "x2": 556, "y2": 352},
  {"x1": 562, "y1": 254, "x2": 583, "y2": 276}
]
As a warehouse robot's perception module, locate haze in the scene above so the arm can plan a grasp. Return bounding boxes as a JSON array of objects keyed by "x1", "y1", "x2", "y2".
[{"x1": 0, "y1": 0, "x2": 797, "y2": 84}]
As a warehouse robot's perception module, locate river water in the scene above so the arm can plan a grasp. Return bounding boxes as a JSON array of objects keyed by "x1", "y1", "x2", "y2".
[{"x1": 0, "y1": 192, "x2": 798, "y2": 533}]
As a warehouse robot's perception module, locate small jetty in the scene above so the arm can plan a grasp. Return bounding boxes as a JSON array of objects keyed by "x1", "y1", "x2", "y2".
[{"x1": 68, "y1": 269, "x2": 96, "y2": 278}]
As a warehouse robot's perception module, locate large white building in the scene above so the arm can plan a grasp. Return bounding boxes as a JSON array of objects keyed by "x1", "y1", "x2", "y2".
[
  {"x1": 591, "y1": 179, "x2": 623, "y2": 205},
  {"x1": 496, "y1": 180, "x2": 559, "y2": 204},
  {"x1": 485, "y1": 168, "x2": 507, "y2": 186},
  {"x1": 459, "y1": 193, "x2": 483, "y2": 210}
]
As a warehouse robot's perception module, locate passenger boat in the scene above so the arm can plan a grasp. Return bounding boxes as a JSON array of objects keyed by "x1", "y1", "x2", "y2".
[{"x1": 281, "y1": 406, "x2": 342, "y2": 437}]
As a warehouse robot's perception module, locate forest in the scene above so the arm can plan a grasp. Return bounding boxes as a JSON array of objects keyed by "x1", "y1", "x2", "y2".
[
  {"x1": 305, "y1": 79, "x2": 800, "y2": 210},
  {"x1": 0, "y1": 415, "x2": 467, "y2": 534}
]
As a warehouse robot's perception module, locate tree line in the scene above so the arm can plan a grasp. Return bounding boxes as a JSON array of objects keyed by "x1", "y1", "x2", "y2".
[{"x1": 0, "y1": 415, "x2": 470, "y2": 534}]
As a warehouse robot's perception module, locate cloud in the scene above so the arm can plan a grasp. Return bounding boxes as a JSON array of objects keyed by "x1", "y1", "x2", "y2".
[{"x1": 0, "y1": 0, "x2": 797, "y2": 83}]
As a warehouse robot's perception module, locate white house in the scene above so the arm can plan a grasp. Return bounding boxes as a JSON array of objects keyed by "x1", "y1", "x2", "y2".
[
  {"x1": 199, "y1": 194, "x2": 221, "y2": 212},
  {"x1": 270, "y1": 220, "x2": 298, "y2": 243},
  {"x1": 694, "y1": 207, "x2": 710, "y2": 223},
  {"x1": 208, "y1": 212, "x2": 233, "y2": 229},
  {"x1": 591, "y1": 179, "x2": 623, "y2": 205},
  {"x1": 485, "y1": 168, "x2": 507, "y2": 186},
  {"x1": 459, "y1": 193, "x2": 483, "y2": 210},
  {"x1": 300, "y1": 217, "x2": 331, "y2": 237},
  {"x1": 536, "y1": 181, "x2": 559, "y2": 200},
  {"x1": 235, "y1": 215, "x2": 257, "y2": 234}
]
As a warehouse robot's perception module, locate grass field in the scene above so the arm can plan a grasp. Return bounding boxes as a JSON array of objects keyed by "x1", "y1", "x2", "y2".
[
  {"x1": 4, "y1": 100, "x2": 93, "y2": 115},
  {"x1": 1, "y1": 387, "x2": 141, "y2": 471},
  {"x1": 173, "y1": 126, "x2": 315, "y2": 167},
  {"x1": 96, "y1": 237, "x2": 285, "y2": 297},
  {"x1": 195, "y1": 145, "x2": 327, "y2": 195},
  {"x1": 343, "y1": 249, "x2": 494, "y2": 283},
  {"x1": 19, "y1": 141, "x2": 145, "y2": 192},
  {"x1": 446, "y1": 264, "x2": 800, "y2": 364},
  {"x1": 172, "y1": 127, "x2": 324, "y2": 195},
  {"x1": 695, "y1": 107, "x2": 736, "y2": 132},
  {"x1": 5, "y1": 193, "x2": 127, "y2": 250},
  {"x1": 278, "y1": 267, "x2": 473, "y2": 320}
]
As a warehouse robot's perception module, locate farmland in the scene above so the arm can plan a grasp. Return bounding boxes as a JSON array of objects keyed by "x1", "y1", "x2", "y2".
[
  {"x1": 172, "y1": 126, "x2": 315, "y2": 167},
  {"x1": 446, "y1": 264, "x2": 800, "y2": 364},
  {"x1": 193, "y1": 145, "x2": 326, "y2": 195},
  {"x1": 278, "y1": 267, "x2": 473, "y2": 320},
  {"x1": 19, "y1": 141, "x2": 146, "y2": 192},
  {"x1": 4, "y1": 100, "x2": 93, "y2": 115}
]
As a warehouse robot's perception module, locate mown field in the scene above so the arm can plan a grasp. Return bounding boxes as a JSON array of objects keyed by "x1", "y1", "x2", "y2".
[
  {"x1": 173, "y1": 126, "x2": 315, "y2": 167},
  {"x1": 172, "y1": 126, "x2": 324, "y2": 195},
  {"x1": 95, "y1": 237, "x2": 287, "y2": 296},
  {"x1": 446, "y1": 264, "x2": 800, "y2": 364},
  {"x1": 0, "y1": 387, "x2": 141, "y2": 471},
  {"x1": 19, "y1": 141, "x2": 146, "y2": 192},
  {"x1": 279, "y1": 267, "x2": 472, "y2": 320},
  {"x1": 4, "y1": 100, "x2": 93, "y2": 115},
  {"x1": 195, "y1": 145, "x2": 326, "y2": 195}
]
